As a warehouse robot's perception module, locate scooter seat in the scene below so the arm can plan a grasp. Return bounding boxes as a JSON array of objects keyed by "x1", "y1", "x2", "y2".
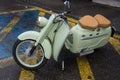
[
  {"x1": 94, "y1": 14, "x2": 111, "y2": 28},
  {"x1": 79, "y1": 15, "x2": 98, "y2": 29}
]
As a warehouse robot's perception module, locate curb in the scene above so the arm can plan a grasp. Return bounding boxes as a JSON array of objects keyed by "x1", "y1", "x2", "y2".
[{"x1": 93, "y1": 0, "x2": 120, "y2": 7}]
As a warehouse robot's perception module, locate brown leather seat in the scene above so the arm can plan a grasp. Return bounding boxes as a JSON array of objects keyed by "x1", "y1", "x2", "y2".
[
  {"x1": 79, "y1": 15, "x2": 98, "y2": 29},
  {"x1": 94, "y1": 14, "x2": 111, "y2": 28}
]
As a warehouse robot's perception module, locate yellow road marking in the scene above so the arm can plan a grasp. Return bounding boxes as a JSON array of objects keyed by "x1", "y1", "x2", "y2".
[
  {"x1": 68, "y1": 21, "x2": 76, "y2": 27},
  {"x1": 67, "y1": 17, "x2": 78, "y2": 23},
  {"x1": 67, "y1": 18, "x2": 95, "y2": 80},
  {"x1": 39, "y1": 11, "x2": 46, "y2": 16},
  {"x1": 19, "y1": 11, "x2": 46, "y2": 80},
  {"x1": 0, "y1": 7, "x2": 39, "y2": 14},
  {"x1": 36, "y1": 7, "x2": 54, "y2": 14},
  {"x1": 109, "y1": 34, "x2": 120, "y2": 55},
  {"x1": 0, "y1": 16, "x2": 21, "y2": 42},
  {"x1": 19, "y1": 56, "x2": 37, "y2": 80},
  {"x1": 37, "y1": 7, "x2": 79, "y2": 23},
  {"x1": 19, "y1": 57, "x2": 37, "y2": 80},
  {"x1": 77, "y1": 57, "x2": 95, "y2": 80},
  {"x1": 0, "y1": 9, "x2": 37, "y2": 80},
  {"x1": 19, "y1": 51, "x2": 42, "y2": 80},
  {"x1": 113, "y1": 33, "x2": 120, "y2": 40},
  {"x1": 19, "y1": 69, "x2": 35, "y2": 80},
  {"x1": 0, "y1": 7, "x2": 53, "y2": 15},
  {"x1": 0, "y1": 7, "x2": 77, "y2": 23}
]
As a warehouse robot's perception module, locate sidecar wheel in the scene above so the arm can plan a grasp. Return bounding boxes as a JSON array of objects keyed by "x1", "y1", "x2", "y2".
[{"x1": 12, "y1": 39, "x2": 47, "y2": 70}]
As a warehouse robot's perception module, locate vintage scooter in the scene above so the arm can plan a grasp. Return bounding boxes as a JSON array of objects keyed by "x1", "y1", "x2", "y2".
[{"x1": 12, "y1": 0, "x2": 115, "y2": 70}]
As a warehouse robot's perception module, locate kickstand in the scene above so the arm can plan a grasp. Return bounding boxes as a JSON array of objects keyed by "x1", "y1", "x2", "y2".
[{"x1": 62, "y1": 60, "x2": 64, "y2": 71}]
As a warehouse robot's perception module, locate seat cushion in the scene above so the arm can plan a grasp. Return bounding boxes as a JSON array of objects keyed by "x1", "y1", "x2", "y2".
[
  {"x1": 94, "y1": 14, "x2": 111, "y2": 28},
  {"x1": 79, "y1": 15, "x2": 98, "y2": 29}
]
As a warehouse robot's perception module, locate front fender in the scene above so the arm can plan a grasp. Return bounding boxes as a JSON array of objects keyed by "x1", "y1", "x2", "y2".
[
  {"x1": 18, "y1": 31, "x2": 39, "y2": 40},
  {"x1": 18, "y1": 31, "x2": 52, "y2": 59}
]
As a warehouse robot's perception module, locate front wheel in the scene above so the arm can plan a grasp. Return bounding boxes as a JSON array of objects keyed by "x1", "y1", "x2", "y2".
[{"x1": 12, "y1": 39, "x2": 47, "y2": 70}]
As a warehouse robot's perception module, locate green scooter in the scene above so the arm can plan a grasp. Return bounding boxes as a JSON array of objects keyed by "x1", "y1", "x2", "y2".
[{"x1": 12, "y1": 0, "x2": 115, "y2": 70}]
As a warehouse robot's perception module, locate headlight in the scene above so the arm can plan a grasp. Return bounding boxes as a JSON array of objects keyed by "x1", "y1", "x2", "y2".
[{"x1": 36, "y1": 16, "x2": 48, "y2": 27}]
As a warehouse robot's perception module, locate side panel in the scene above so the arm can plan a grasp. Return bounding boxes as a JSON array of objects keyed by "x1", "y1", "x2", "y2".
[
  {"x1": 65, "y1": 24, "x2": 111, "y2": 53},
  {"x1": 53, "y1": 22, "x2": 70, "y2": 61}
]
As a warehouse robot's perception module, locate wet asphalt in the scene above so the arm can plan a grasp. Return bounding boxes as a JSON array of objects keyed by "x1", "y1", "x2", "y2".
[
  {"x1": 16, "y1": 0, "x2": 120, "y2": 32},
  {"x1": 0, "y1": 0, "x2": 120, "y2": 80},
  {"x1": 0, "y1": 0, "x2": 120, "y2": 30}
]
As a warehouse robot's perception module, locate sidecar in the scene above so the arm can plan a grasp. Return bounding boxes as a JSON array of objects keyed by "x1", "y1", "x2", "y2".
[{"x1": 65, "y1": 14, "x2": 114, "y2": 56}]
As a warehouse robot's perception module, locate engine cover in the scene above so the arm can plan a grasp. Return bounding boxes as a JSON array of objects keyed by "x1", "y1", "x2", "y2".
[{"x1": 65, "y1": 24, "x2": 111, "y2": 53}]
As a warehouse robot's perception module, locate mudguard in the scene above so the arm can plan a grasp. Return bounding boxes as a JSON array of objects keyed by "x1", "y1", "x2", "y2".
[
  {"x1": 18, "y1": 31, "x2": 52, "y2": 59},
  {"x1": 18, "y1": 31, "x2": 40, "y2": 40}
]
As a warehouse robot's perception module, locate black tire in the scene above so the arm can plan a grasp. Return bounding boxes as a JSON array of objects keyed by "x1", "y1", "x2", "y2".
[{"x1": 12, "y1": 39, "x2": 47, "y2": 70}]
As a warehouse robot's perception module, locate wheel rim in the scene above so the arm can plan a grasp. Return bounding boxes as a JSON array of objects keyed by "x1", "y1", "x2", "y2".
[{"x1": 16, "y1": 40, "x2": 45, "y2": 68}]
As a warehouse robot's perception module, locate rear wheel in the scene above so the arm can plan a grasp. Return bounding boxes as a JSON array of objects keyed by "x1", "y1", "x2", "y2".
[{"x1": 12, "y1": 39, "x2": 47, "y2": 70}]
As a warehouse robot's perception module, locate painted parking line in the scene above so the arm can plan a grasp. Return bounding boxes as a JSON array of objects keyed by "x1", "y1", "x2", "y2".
[
  {"x1": 19, "y1": 10, "x2": 46, "y2": 80},
  {"x1": 0, "y1": 10, "x2": 39, "y2": 80},
  {"x1": 19, "y1": 69, "x2": 35, "y2": 80},
  {"x1": 0, "y1": 13, "x2": 14, "y2": 31},
  {"x1": 39, "y1": 11, "x2": 46, "y2": 16},
  {"x1": 109, "y1": 33, "x2": 120, "y2": 55},
  {"x1": 0, "y1": 10, "x2": 39, "y2": 59},
  {"x1": 67, "y1": 18, "x2": 95, "y2": 80},
  {"x1": 0, "y1": 14, "x2": 22, "y2": 58},
  {"x1": 0, "y1": 16, "x2": 21, "y2": 42},
  {"x1": 0, "y1": 7, "x2": 40, "y2": 15},
  {"x1": 77, "y1": 57, "x2": 95, "y2": 80}
]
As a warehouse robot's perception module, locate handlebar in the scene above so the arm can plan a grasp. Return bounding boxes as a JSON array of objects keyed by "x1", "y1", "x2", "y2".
[{"x1": 55, "y1": 0, "x2": 71, "y2": 19}]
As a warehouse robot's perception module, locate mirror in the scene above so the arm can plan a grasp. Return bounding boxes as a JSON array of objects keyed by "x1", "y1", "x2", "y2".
[{"x1": 63, "y1": 0, "x2": 71, "y2": 13}]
